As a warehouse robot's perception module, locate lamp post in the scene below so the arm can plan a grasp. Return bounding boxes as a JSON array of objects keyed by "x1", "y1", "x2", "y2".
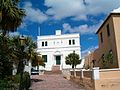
[
  {"x1": 0, "y1": 12, "x2": 2, "y2": 23},
  {"x1": 19, "y1": 35, "x2": 25, "y2": 90},
  {"x1": 0, "y1": 12, "x2": 2, "y2": 31}
]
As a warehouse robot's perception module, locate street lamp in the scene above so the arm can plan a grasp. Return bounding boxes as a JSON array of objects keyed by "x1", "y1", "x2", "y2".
[
  {"x1": 0, "y1": 12, "x2": 2, "y2": 31},
  {"x1": 19, "y1": 35, "x2": 26, "y2": 90},
  {"x1": 0, "y1": 12, "x2": 2, "y2": 23}
]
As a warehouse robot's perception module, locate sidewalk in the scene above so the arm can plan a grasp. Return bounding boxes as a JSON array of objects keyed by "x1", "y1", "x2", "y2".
[{"x1": 29, "y1": 74, "x2": 85, "y2": 90}]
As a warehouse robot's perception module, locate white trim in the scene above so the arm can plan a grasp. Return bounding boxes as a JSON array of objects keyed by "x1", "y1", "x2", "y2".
[{"x1": 100, "y1": 68, "x2": 120, "y2": 72}]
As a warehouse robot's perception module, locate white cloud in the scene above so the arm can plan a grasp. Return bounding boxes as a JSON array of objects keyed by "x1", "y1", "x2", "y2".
[
  {"x1": 85, "y1": 0, "x2": 120, "y2": 15},
  {"x1": 23, "y1": 2, "x2": 48, "y2": 24},
  {"x1": 87, "y1": 37, "x2": 93, "y2": 40},
  {"x1": 112, "y1": 7, "x2": 120, "y2": 13},
  {"x1": 81, "y1": 46, "x2": 98, "y2": 57},
  {"x1": 62, "y1": 20, "x2": 103, "y2": 34},
  {"x1": 45, "y1": 0, "x2": 86, "y2": 20},
  {"x1": 19, "y1": 22, "x2": 27, "y2": 29},
  {"x1": 45, "y1": 0, "x2": 120, "y2": 20},
  {"x1": 9, "y1": 32, "x2": 20, "y2": 37}
]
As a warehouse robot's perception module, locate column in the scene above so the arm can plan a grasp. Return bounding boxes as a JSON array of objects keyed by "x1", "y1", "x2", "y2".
[{"x1": 92, "y1": 67, "x2": 100, "y2": 80}]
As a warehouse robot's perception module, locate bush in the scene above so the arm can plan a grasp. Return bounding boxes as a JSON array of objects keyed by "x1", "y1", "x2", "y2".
[
  {"x1": 22, "y1": 72, "x2": 31, "y2": 89},
  {"x1": 0, "y1": 79, "x2": 14, "y2": 89},
  {"x1": 0, "y1": 72, "x2": 31, "y2": 89},
  {"x1": 6, "y1": 72, "x2": 31, "y2": 89}
]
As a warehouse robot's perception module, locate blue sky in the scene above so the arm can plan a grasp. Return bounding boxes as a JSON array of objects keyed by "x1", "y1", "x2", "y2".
[{"x1": 12, "y1": 0, "x2": 120, "y2": 57}]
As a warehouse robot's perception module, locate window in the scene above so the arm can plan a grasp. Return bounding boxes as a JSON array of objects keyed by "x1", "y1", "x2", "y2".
[
  {"x1": 42, "y1": 55, "x2": 47, "y2": 62},
  {"x1": 69, "y1": 39, "x2": 75, "y2": 45},
  {"x1": 107, "y1": 24, "x2": 110, "y2": 36},
  {"x1": 69, "y1": 40, "x2": 71, "y2": 45},
  {"x1": 42, "y1": 41, "x2": 47, "y2": 46},
  {"x1": 42, "y1": 42, "x2": 44, "y2": 46},
  {"x1": 100, "y1": 32, "x2": 103, "y2": 43},
  {"x1": 72, "y1": 39, "x2": 75, "y2": 45},
  {"x1": 101, "y1": 54, "x2": 105, "y2": 61},
  {"x1": 109, "y1": 50, "x2": 113, "y2": 64},
  {"x1": 45, "y1": 41, "x2": 47, "y2": 46},
  {"x1": 109, "y1": 50, "x2": 112, "y2": 54}
]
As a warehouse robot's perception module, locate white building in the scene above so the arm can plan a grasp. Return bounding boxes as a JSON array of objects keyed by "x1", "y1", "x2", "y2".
[{"x1": 37, "y1": 30, "x2": 81, "y2": 71}]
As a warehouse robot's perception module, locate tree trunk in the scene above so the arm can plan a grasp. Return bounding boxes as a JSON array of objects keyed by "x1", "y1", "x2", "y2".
[
  {"x1": 72, "y1": 65, "x2": 76, "y2": 77},
  {"x1": 73, "y1": 68, "x2": 76, "y2": 77},
  {"x1": 17, "y1": 60, "x2": 24, "y2": 74},
  {"x1": 0, "y1": 11, "x2": 2, "y2": 23}
]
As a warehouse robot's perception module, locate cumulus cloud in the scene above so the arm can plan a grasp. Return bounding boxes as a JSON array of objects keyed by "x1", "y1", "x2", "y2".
[
  {"x1": 45, "y1": 0, "x2": 87, "y2": 20},
  {"x1": 44, "y1": 0, "x2": 120, "y2": 20},
  {"x1": 23, "y1": 2, "x2": 48, "y2": 24},
  {"x1": 81, "y1": 46, "x2": 98, "y2": 57},
  {"x1": 19, "y1": 22, "x2": 27, "y2": 29},
  {"x1": 9, "y1": 32, "x2": 20, "y2": 37},
  {"x1": 62, "y1": 20, "x2": 103, "y2": 34},
  {"x1": 112, "y1": 7, "x2": 120, "y2": 13}
]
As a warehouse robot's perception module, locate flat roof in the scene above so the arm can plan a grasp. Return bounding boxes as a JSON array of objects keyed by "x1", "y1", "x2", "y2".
[
  {"x1": 96, "y1": 13, "x2": 120, "y2": 34},
  {"x1": 37, "y1": 33, "x2": 80, "y2": 40}
]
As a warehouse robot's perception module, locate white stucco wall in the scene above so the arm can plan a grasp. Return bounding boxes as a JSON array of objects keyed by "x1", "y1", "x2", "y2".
[{"x1": 37, "y1": 30, "x2": 81, "y2": 71}]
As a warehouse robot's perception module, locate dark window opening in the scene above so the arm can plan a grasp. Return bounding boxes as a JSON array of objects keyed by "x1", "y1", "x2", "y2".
[
  {"x1": 42, "y1": 55, "x2": 47, "y2": 62},
  {"x1": 69, "y1": 40, "x2": 71, "y2": 45},
  {"x1": 107, "y1": 24, "x2": 110, "y2": 36},
  {"x1": 45, "y1": 41, "x2": 47, "y2": 46},
  {"x1": 101, "y1": 54, "x2": 105, "y2": 63},
  {"x1": 72, "y1": 39, "x2": 75, "y2": 45},
  {"x1": 42, "y1": 42, "x2": 44, "y2": 46},
  {"x1": 100, "y1": 32, "x2": 103, "y2": 43},
  {"x1": 109, "y1": 50, "x2": 113, "y2": 54}
]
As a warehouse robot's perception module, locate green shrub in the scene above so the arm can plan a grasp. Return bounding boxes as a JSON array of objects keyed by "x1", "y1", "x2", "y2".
[
  {"x1": 22, "y1": 72, "x2": 31, "y2": 89},
  {"x1": 6, "y1": 72, "x2": 31, "y2": 90},
  {"x1": 0, "y1": 72, "x2": 31, "y2": 89},
  {"x1": 0, "y1": 79, "x2": 13, "y2": 88},
  {"x1": 12, "y1": 74, "x2": 20, "y2": 83}
]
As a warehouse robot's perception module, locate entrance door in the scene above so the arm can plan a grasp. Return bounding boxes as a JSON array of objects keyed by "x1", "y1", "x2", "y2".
[{"x1": 56, "y1": 56, "x2": 61, "y2": 65}]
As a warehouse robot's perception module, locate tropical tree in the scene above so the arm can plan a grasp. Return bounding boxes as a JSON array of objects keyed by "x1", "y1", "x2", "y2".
[
  {"x1": 65, "y1": 51, "x2": 81, "y2": 77},
  {"x1": 31, "y1": 52, "x2": 45, "y2": 68},
  {"x1": 0, "y1": 0, "x2": 25, "y2": 79},
  {"x1": 10, "y1": 36, "x2": 45, "y2": 74},
  {"x1": 0, "y1": 0, "x2": 25, "y2": 36},
  {"x1": 0, "y1": 35, "x2": 13, "y2": 78}
]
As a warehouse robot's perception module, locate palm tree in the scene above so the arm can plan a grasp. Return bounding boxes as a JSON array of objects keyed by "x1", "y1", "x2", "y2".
[
  {"x1": 0, "y1": 0, "x2": 25, "y2": 36},
  {"x1": 65, "y1": 51, "x2": 81, "y2": 77},
  {"x1": 31, "y1": 52, "x2": 45, "y2": 68},
  {"x1": 10, "y1": 36, "x2": 45, "y2": 74},
  {"x1": 0, "y1": 35, "x2": 14, "y2": 78},
  {"x1": 22, "y1": 37, "x2": 45, "y2": 69}
]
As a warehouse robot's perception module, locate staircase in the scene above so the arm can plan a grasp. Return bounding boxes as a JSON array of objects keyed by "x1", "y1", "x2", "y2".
[
  {"x1": 44, "y1": 66, "x2": 61, "y2": 74},
  {"x1": 52, "y1": 65, "x2": 60, "y2": 71}
]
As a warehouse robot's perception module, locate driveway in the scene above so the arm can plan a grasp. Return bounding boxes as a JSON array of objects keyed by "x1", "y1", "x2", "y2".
[{"x1": 29, "y1": 74, "x2": 85, "y2": 90}]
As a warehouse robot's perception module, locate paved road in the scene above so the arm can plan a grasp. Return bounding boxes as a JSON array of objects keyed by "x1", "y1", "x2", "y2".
[{"x1": 29, "y1": 74, "x2": 85, "y2": 90}]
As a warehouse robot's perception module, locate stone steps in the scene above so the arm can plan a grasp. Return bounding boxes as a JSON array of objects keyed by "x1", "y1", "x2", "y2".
[
  {"x1": 44, "y1": 66, "x2": 61, "y2": 74},
  {"x1": 52, "y1": 65, "x2": 60, "y2": 71},
  {"x1": 44, "y1": 71, "x2": 62, "y2": 75}
]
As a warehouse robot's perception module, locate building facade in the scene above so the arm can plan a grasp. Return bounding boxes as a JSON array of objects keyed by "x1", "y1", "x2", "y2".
[
  {"x1": 93, "y1": 13, "x2": 120, "y2": 68},
  {"x1": 84, "y1": 51, "x2": 94, "y2": 69},
  {"x1": 37, "y1": 30, "x2": 81, "y2": 71}
]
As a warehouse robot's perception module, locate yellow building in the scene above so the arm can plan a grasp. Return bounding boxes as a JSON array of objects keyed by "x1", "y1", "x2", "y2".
[
  {"x1": 84, "y1": 52, "x2": 94, "y2": 69},
  {"x1": 94, "y1": 12, "x2": 120, "y2": 68}
]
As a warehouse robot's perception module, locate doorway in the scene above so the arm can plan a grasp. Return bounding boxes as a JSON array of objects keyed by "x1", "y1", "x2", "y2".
[{"x1": 56, "y1": 55, "x2": 61, "y2": 65}]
